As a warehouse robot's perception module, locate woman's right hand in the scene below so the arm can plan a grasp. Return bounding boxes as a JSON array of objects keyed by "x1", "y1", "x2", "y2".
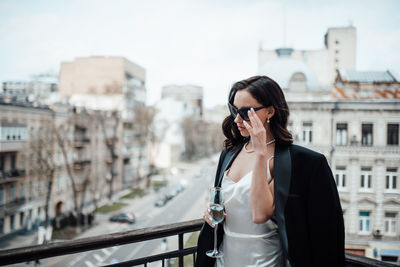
[
  {"x1": 203, "y1": 204, "x2": 215, "y2": 228},
  {"x1": 203, "y1": 204, "x2": 226, "y2": 228}
]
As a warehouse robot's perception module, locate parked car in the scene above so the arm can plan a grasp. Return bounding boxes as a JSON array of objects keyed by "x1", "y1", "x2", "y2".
[
  {"x1": 175, "y1": 184, "x2": 184, "y2": 193},
  {"x1": 155, "y1": 196, "x2": 168, "y2": 207},
  {"x1": 109, "y1": 212, "x2": 136, "y2": 224}
]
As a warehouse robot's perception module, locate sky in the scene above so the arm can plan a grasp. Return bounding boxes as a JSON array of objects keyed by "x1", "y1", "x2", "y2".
[{"x1": 0, "y1": 0, "x2": 399, "y2": 108}]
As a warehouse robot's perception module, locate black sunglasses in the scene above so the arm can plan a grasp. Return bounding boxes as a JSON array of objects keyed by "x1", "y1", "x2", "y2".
[{"x1": 228, "y1": 103, "x2": 265, "y2": 121}]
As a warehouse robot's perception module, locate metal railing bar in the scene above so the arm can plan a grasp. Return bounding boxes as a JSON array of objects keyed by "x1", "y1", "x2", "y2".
[
  {"x1": 101, "y1": 247, "x2": 197, "y2": 267},
  {"x1": 178, "y1": 233, "x2": 184, "y2": 267},
  {"x1": 344, "y1": 253, "x2": 398, "y2": 267},
  {"x1": 0, "y1": 219, "x2": 203, "y2": 266}
]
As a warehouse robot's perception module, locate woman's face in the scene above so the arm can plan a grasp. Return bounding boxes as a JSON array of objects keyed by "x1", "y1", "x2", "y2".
[{"x1": 233, "y1": 90, "x2": 270, "y2": 137}]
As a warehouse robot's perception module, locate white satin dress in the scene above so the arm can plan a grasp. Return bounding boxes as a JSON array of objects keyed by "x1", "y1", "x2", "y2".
[{"x1": 215, "y1": 156, "x2": 282, "y2": 267}]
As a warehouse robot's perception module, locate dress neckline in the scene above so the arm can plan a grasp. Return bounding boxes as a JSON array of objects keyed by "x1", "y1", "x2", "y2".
[{"x1": 224, "y1": 169, "x2": 253, "y2": 184}]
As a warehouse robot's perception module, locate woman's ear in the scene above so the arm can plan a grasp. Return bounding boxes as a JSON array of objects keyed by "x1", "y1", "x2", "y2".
[{"x1": 266, "y1": 106, "x2": 275, "y2": 118}]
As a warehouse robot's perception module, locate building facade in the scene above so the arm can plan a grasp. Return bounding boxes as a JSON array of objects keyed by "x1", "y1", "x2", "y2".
[
  {"x1": 2, "y1": 74, "x2": 59, "y2": 105},
  {"x1": 0, "y1": 101, "x2": 55, "y2": 240},
  {"x1": 59, "y1": 56, "x2": 148, "y2": 188},
  {"x1": 0, "y1": 99, "x2": 122, "y2": 243},
  {"x1": 258, "y1": 25, "x2": 399, "y2": 262}
]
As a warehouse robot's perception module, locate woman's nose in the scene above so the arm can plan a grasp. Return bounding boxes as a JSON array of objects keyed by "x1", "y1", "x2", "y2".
[{"x1": 234, "y1": 114, "x2": 242, "y2": 123}]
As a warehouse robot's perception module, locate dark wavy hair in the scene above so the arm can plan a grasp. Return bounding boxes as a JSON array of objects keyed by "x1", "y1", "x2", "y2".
[{"x1": 222, "y1": 75, "x2": 293, "y2": 152}]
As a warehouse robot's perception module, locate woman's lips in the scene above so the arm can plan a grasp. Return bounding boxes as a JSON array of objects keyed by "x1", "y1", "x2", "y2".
[{"x1": 237, "y1": 125, "x2": 246, "y2": 130}]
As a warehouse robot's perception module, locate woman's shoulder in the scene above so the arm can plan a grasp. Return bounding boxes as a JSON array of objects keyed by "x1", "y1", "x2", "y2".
[{"x1": 288, "y1": 144, "x2": 326, "y2": 161}]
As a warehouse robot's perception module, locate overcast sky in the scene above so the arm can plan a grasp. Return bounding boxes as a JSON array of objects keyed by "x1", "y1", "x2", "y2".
[{"x1": 1, "y1": 0, "x2": 399, "y2": 107}]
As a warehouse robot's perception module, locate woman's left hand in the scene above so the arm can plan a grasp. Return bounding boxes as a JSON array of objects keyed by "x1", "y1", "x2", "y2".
[{"x1": 243, "y1": 108, "x2": 267, "y2": 155}]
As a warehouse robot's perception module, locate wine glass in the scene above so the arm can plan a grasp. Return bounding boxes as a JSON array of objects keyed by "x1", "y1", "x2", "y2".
[{"x1": 206, "y1": 187, "x2": 224, "y2": 258}]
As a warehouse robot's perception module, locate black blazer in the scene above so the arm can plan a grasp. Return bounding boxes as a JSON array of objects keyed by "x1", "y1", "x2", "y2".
[{"x1": 195, "y1": 143, "x2": 345, "y2": 267}]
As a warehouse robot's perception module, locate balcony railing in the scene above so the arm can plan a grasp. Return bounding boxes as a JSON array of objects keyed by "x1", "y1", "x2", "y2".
[{"x1": 0, "y1": 219, "x2": 397, "y2": 267}]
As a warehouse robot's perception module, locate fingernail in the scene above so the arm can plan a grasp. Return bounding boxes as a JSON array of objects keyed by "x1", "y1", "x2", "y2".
[
  {"x1": 251, "y1": 108, "x2": 254, "y2": 112},
  {"x1": 209, "y1": 216, "x2": 212, "y2": 221},
  {"x1": 207, "y1": 208, "x2": 210, "y2": 213},
  {"x1": 212, "y1": 223, "x2": 215, "y2": 228}
]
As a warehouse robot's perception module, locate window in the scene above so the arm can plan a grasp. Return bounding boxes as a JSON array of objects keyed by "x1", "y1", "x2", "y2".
[
  {"x1": 20, "y1": 212, "x2": 24, "y2": 228},
  {"x1": 0, "y1": 155, "x2": 4, "y2": 173},
  {"x1": 20, "y1": 155, "x2": 25, "y2": 170},
  {"x1": 302, "y1": 122, "x2": 312, "y2": 144},
  {"x1": 387, "y1": 124, "x2": 399, "y2": 145},
  {"x1": 10, "y1": 184, "x2": 16, "y2": 201},
  {"x1": 384, "y1": 212, "x2": 397, "y2": 234},
  {"x1": 10, "y1": 214, "x2": 15, "y2": 231},
  {"x1": 0, "y1": 186, "x2": 5, "y2": 206},
  {"x1": 336, "y1": 123, "x2": 347, "y2": 145},
  {"x1": 386, "y1": 168, "x2": 397, "y2": 190},
  {"x1": 335, "y1": 167, "x2": 346, "y2": 188},
  {"x1": 10, "y1": 154, "x2": 16, "y2": 171},
  {"x1": 289, "y1": 72, "x2": 307, "y2": 91},
  {"x1": 19, "y1": 183, "x2": 25, "y2": 199},
  {"x1": 360, "y1": 167, "x2": 372, "y2": 190},
  {"x1": 359, "y1": 211, "x2": 370, "y2": 233},
  {"x1": 29, "y1": 181, "x2": 33, "y2": 200},
  {"x1": 361, "y1": 124, "x2": 373, "y2": 146}
]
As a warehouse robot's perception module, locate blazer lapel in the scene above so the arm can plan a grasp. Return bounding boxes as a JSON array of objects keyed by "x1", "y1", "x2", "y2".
[
  {"x1": 274, "y1": 144, "x2": 292, "y2": 257},
  {"x1": 215, "y1": 147, "x2": 241, "y2": 187}
]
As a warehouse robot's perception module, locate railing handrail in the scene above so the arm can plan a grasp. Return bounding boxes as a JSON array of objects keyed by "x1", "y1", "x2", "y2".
[
  {"x1": 0, "y1": 219, "x2": 203, "y2": 266},
  {"x1": 0, "y1": 218, "x2": 398, "y2": 267}
]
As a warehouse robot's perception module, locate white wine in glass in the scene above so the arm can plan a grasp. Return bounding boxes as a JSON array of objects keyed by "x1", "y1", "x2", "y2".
[{"x1": 206, "y1": 187, "x2": 224, "y2": 258}]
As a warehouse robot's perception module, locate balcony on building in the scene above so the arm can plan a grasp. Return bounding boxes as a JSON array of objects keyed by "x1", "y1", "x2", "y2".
[
  {"x1": 0, "y1": 122, "x2": 27, "y2": 152},
  {"x1": 0, "y1": 169, "x2": 25, "y2": 184}
]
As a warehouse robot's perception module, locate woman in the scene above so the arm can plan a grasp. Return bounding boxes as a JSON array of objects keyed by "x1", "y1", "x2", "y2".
[{"x1": 196, "y1": 76, "x2": 345, "y2": 267}]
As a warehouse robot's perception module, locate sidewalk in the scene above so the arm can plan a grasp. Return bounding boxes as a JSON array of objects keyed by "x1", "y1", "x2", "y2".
[{"x1": 1, "y1": 187, "x2": 132, "y2": 251}]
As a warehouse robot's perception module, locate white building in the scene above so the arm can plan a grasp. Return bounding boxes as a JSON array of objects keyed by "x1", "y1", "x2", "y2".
[
  {"x1": 259, "y1": 25, "x2": 356, "y2": 89},
  {"x1": 258, "y1": 25, "x2": 400, "y2": 262},
  {"x1": 2, "y1": 74, "x2": 59, "y2": 105},
  {"x1": 151, "y1": 84, "x2": 204, "y2": 169}
]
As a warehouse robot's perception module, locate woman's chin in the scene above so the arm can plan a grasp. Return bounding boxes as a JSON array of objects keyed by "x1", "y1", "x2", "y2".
[{"x1": 239, "y1": 129, "x2": 250, "y2": 137}]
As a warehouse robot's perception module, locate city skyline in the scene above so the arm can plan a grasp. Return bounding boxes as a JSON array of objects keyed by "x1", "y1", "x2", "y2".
[{"x1": 0, "y1": 0, "x2": 399, "y2": 108}]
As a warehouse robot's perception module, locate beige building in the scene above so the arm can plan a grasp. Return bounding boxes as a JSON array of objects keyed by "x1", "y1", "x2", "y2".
[
  {"x1": 0, "y1": 101, "x2": 54, "y2": 240},
  {"x1": 0, "y1": 99, "x2": 122, "y2": 243},
  {"x1": 59, "y1": 56, "x2": 148, "y2": 188}
]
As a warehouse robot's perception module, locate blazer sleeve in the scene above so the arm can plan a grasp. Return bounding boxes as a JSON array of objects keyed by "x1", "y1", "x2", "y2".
[{"x1": 307, "y1": 155, "x2": 345, "y2": 267}]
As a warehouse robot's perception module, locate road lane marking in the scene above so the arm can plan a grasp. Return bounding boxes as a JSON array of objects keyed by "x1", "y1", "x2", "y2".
[
  {"x1": 84, "y1": 260, "x2": 96, "y2": 267},
  {"x1": 124, "y1": 243, "x2": 145, "y2": 261},
  {"x1": 93, "y1": 253, "x2": 104, "y2": 263}
]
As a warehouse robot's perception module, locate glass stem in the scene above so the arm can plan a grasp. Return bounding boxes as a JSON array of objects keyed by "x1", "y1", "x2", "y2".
[{"x1": 213, "y1": 223, "x2": 218, "y2": 253}]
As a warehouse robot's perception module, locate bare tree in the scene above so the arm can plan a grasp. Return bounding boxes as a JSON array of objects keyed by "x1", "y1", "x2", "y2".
[
  {"x1": 181, "y1": 117, "x2": 224, "y2": 160},
  {"x1": 55, "y1": 108, "x2": 92, "y2": 232},
  {"x1": 133, "y1": 105, "x2": 157, "y2": 182},
  {"x1": 29, "y1": 119, "x2": 57, "y2": 241},
  {"x1": 98, "y1": 110, "x2": 120, "y2": 201}
]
